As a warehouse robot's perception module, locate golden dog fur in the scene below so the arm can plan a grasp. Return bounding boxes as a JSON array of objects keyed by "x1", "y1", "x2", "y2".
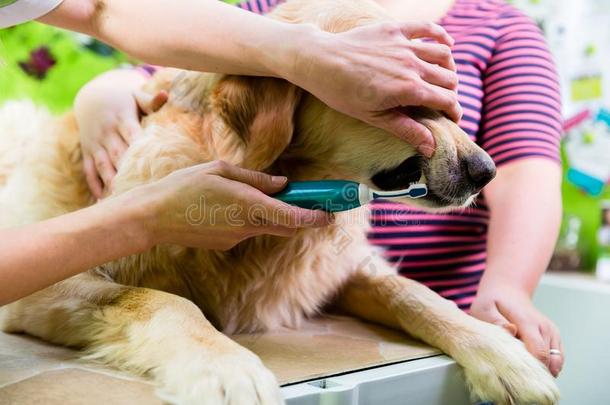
[{"x1": 0, "y1": 0, "x2": 559, "y2": 404}]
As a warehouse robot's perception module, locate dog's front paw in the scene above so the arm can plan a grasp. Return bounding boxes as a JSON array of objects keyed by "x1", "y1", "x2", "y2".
[
  {"x1": 456, "y1": 321, "x2": 559, "y2": 405},
  {"x1": 158, "y1": 348, "x2": 283, "y2": 405}
]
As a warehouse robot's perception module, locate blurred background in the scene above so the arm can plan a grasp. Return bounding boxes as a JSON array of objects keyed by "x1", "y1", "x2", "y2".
[{"x1": 508, "y1": 0, "x2": 610, "y2": 278}]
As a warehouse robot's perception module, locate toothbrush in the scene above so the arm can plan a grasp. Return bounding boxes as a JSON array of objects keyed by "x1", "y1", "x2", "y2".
[{"x1": 272, "y1": 180, "x2": 427, "y2": 213}]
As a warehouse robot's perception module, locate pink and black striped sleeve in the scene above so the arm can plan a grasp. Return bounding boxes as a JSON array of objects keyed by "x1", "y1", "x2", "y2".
[
  {"x1": 479, "y1": 9, "x2": 563, "y2": 167},
  {"x1": 236, "y1": 0, "x2": 282, "y2": 13}
]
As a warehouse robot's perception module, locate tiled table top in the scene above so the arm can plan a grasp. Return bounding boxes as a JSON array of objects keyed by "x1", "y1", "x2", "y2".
[{"x1": 0, "y1": 315, "x2": 438, "y2": 404}]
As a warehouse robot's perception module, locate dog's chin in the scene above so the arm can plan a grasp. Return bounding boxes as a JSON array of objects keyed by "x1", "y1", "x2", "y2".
[{"x1": 412, "y1": 191, "x2": 478, "y2": 212}]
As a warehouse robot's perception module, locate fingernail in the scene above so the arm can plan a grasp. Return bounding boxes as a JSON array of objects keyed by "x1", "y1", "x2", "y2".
[
  {"x1": 272, "y1": 176, "x2": 287, "y2": 186},
  {"x1": 419, "y1": 144, "x2": 435, "y2": 158}
]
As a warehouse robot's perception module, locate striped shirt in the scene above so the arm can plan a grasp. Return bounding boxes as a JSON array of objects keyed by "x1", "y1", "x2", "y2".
[{"x1": 237, "y1": 0, "x2": 562, "y2": 310}]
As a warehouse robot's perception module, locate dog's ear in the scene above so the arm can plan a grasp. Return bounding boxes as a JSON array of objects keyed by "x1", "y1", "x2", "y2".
[
  {"x1": 269, "y1": 0, "x2": 389, "y2": 33},
  {"x1": 209, "y1": 76, "x2": 301, "y2": 172}
]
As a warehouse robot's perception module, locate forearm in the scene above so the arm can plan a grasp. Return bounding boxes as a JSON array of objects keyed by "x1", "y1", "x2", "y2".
[
  {"x1": 39, "y1": 0, "x2": 310, "y2": 78},
  {"x1": 480, "y1": 159, "x2": 562, "y2": 296},
  {"x1": 75, "y1": 68, "x2": 148, "y2": 111},
  {"x1": 0, "y1": 194, "x2": 151, "y2": 305}
]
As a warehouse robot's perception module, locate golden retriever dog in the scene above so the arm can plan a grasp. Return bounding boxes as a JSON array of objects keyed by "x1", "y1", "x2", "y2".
[{"x1": 0, "y1": 0, "x2": 559, "y2": 404}]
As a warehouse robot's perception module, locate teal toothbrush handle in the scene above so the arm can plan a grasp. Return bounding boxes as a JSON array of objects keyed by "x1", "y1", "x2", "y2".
[{"x1": 272, "y1": 180, "x2": 362, "y2": 212}]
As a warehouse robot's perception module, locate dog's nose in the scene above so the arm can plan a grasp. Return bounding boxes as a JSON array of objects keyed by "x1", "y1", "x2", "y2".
[{"x1": 463, "y1": 154, "x2": 496, "y2": 190}]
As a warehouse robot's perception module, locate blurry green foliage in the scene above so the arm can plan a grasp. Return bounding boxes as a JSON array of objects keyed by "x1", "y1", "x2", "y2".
[
  {"x1": 0, "y1": 23, "x2": 130, "y2": 112},
  {"x1": 0, "y1": 1, "x2": 243, "y2": 112}
]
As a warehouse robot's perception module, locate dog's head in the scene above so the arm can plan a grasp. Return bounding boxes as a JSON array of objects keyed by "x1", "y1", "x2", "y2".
[
  {"x1": 162, "y1": 0, "x2": 495, "y2": 211},
  {"x1": 279, "y1": 98, "x2": 495, "y2": 211},
  {"x1": 189, "y1": 78, "x2": 495, "y2": 212}
]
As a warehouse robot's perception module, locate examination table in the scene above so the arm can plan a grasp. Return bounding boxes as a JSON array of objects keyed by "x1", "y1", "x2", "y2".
[{"x1": 0, "y1": 314, "x2": 471, "y2": 404}]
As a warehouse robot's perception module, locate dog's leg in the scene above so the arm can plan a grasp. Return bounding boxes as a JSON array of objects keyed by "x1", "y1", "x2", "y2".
[
  {"x1": 0, "y1": 274, "x2": 283, "y2": 405},
  {"x1": 336, "y1": 270, "x2": 559, "y2": 405}
]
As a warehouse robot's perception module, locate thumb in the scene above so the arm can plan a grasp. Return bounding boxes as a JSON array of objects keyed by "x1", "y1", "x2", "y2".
[
  {"x1": 484, "y1": 305, "x2": 518, "y2": 336},
  {"x1": 134, "y1": 89, "x2": 168, "y2": 115},
  {"x1": 374, "y1": 111, "x2": 435, "y2": 158},
  {"x1": 211, "y1": 161, "x2": 288, "y2": 195}
]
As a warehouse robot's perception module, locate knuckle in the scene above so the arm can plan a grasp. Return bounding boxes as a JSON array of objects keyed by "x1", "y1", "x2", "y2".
[
  {"x1": 447, "y1": 91, "x2": 458, "y2": 105},
  {"x1": 121, "y1": 126, "x2": 137, "y2": 141},
  {"x1": 412, "y1": 85, "x2": 427, "y2": 103},
  {"x1": 94, "y1": 158, "x2": 107, "y2": 170},
  {"x1": 403, "y1": 50, "x2": 419, "y2": 68},
  {"x1": 286, "y1": 207, "x2": 301, "y2": 224},
  {"x1": 403, "y1": 40, "x2": 416, "y2": 51},
  {"x1": 250, "y1": 170, "x2": 267, "y2": 185},
  {"x1": 108, "y1": 145, "x2": 122, "y2": 160},
  {"x1": 400, "y1": 74, "x2": 419, "y2": 93},
  {"x1": 439, "y1": 44, "x2": 452, "y2": 58},
  {"x1": 538, "y1": 351, "x2": 550, "y2": 364},
  {"x1": 402, "y1": 46, "x2": 416, "y2": 58},
  {"x1": 380, "y1": 22, "x2": 400, "y2": 36},
  {"x1": 211, "y1": 160, "x2": 229, "y2": 173},
  {"x1": 393, "y1": 86, "x2": 413, "y2": 105},
  {"x1": 402, "y1": 68, "x2": 419, "y2": 83},
  {"x1": 100, "y1": 121, "x2": 116, "y2": 134},
  {"x1": 448, "y1": 72, "x2": 459, "y2": 88},
  {"x1": 424, "y1": 21, "x2": 437, "y2": 32}
]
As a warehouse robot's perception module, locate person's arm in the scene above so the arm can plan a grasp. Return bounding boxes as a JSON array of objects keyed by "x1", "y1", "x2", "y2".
[
  {"x1": 38, "y1": 0, "x2": 461, "y2": 156},
  {"x1": 470, "y1": 159, "x2": 563, "y2": 376},
  {"x1": 0, "y1": 190, "x2": 150, "y2": 305},
  {"x1": 0, "y1": 161, "x2": 331, "y2": 306},
  {"x1": 467, "y1": 6, "x2": 565, "y2": 377},
  {"x1": 74, "y1": 68, "x2": 168, "y2": 198}
]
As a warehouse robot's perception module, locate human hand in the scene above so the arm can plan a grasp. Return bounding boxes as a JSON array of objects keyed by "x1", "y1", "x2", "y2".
[
  {"x1": 132, "y1": 160, "x2": 333, "y2": 250},
  {"x1": 74, "y1": 69, "x2": 168, "y2": 198},
  {"x1": 288, "y1": 21, "x2": 461, "y2": 157},
  {"x1": 470, "y1": 286, "x2": 564, "y2": 377}
]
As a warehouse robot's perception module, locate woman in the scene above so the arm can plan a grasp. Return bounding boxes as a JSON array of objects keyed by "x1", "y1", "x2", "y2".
[
  {"x1": 369, "y1": 0, "x2": 564, "y2": 377},
  {"x1": 0, "y1": 0, "x2": 461, "y2": 304},
  {"x1": 72, "y1": 0, "x2": 565, "y2": 378}
]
